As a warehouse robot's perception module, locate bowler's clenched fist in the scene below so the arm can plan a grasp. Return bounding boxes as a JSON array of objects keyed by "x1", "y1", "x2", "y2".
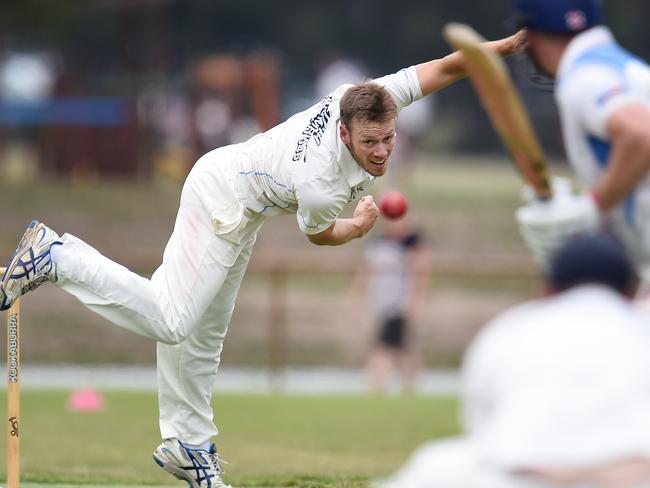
[{"x1": 354, "y1": 196, "x2": 380, "y2": 236}]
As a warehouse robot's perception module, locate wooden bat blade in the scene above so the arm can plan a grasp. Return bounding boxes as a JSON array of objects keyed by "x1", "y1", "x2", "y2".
[{"x1": 443, "y1": 22, "x2": 552, "y2": 199}]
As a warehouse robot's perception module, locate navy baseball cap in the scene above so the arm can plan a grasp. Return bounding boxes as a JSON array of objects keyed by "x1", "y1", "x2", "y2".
[
  {"x1": 512, "y1": 0, "x2": 603, "y2": 34},
  {"x1": 548, "y1": 233, "x2": 637, "y2": 295}
]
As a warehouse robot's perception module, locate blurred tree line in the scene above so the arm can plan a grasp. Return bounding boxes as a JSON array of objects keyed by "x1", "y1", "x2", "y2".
[{"x1": 1, "y1": 0, "x2": 648, "y2": 172}]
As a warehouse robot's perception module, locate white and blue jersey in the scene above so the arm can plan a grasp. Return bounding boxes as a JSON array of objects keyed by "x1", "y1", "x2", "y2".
[{"x1": 556, "y1": 26, "x2": 650, "y2": 266}]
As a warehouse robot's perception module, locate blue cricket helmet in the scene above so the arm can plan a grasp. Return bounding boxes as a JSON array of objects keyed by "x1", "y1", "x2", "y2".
[
  {"x1": 548, "y1": 233, "x2": 637, "y2": 295},
  {"x1": 513, "y1": 0, "x2": 603, "y2": 34}
]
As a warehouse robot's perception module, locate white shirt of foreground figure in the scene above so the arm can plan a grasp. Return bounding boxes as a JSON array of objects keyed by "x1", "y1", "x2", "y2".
[
  {"x1": 377, "y1": 285, "x2": 650, "y2": 488},
  {"x1": 463, "y1": 284, "x2": 650, "y2": 469}
]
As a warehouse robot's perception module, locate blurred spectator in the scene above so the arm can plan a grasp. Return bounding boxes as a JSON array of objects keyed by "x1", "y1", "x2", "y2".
[
  {"x1": 315, "y1": 51, "x2": 366, "y2": 99},
  {"x1": 245, "y1": 49, "x2": 281, "y2": 134},
  {"x1": 191, "y1": 54, "x2": 246, "y2": 152},
  {"x1": 141, "y1": 87, "x2": 195, "y2": 183},
  {"x1": 349, "y1": 216, "x2": 431, "y2": 394},
  {"x1": 0, "y1": 51, "x2": 58, "y2": 102},
  {"x1": 144, "y1": 50, "x2": 281, "y2": 184},
  {"x1": 0, "y1": 50, "x2": 58, "y2": 183},
  {"x1": 377, "y1": 233, "x2": 650, "y2": 488}
]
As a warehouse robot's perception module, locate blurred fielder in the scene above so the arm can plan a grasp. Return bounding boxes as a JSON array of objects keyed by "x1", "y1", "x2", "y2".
[
  {"x1": 513, "y1": 0, "x2": 650, "y2": 294},
  {"x1": 348, "y1": 217, "x2": 431, "y2": 394},
  {"x1": 378, "y1": 234, "x2": 650, "y2": 488},
  {"x1": 0, "y1": 31, "x2": 524, "y2": 487}
]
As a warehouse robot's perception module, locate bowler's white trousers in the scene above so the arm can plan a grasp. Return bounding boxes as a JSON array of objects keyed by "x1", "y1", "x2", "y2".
[{"x1": 54, "y1": 146, "x2": 266, "y2": 444}]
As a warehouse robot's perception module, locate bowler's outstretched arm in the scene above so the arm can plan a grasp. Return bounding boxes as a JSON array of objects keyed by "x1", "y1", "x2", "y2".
[{"x1": 416, "y1": 29, "x2": 527, "y2": 96}]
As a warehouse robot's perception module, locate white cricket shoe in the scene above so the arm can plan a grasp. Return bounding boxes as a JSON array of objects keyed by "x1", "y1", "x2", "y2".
[
  {"x1": 153, "y1": 438, "x2": 233, "y2": 488},
  {"x1": 0, "y1": 220, "x2": 61, "y2": 311}
]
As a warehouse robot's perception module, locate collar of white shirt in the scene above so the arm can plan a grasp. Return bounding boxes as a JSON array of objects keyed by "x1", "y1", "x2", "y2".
[
  {"x1": 558, "y1": 26, "x2": 615, "y2": 78},
  {"x1": 335, "y1": 121, "x2": 375, "y2": 189}
]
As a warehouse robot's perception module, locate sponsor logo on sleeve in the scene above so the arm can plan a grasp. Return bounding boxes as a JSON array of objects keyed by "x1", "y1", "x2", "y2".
[
  {"x1": 349, "y1": 185, "x2": 364, "y2": 202},
  {"x1": 596, "y1": 85, "x2": 627, "y2": 106},
  {"x1": 292, "y1": 96, "x2": 333, "y2": 163}
]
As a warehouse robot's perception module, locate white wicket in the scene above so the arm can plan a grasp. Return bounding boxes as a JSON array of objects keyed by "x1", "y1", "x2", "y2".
[{"x1": 0, "y1": 267, "x2": 19, "y2": 488}]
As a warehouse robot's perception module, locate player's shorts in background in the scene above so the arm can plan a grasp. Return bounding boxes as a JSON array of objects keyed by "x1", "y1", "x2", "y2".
[{"x1": 378, "y1": 315, "x2": 407, "y2": 348}]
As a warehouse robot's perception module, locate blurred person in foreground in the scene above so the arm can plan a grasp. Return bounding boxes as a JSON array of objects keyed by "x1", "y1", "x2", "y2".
[
  {"x1": 0, "y1": 31, "x2": 525, "y2": 488},
  {"x1": 512, "y1": 0, "x2": 650, "y2": 300},
  {"x1": 349, "y1": 216, "x2": 431, "y2": 394},
  {"x1": 378, "y1": 233, "x2": 650, "y2": 488}
]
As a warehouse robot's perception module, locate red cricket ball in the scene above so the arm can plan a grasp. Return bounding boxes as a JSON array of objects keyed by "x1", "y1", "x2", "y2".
[{"x1": 379, "y1": 191, "x2": 408, "y2": 219}]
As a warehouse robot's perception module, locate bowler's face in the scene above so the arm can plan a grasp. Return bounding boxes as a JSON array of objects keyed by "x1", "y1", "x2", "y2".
[{"x1": 340, "y1": 118, "x2": 396, "y2": 177}]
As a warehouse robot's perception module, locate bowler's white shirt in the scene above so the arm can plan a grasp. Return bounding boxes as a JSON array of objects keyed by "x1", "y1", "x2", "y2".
[
  {"x1": 462, "y1": 285, "x2": 650, "y2": 469},
  {"x1": 556, "y1": 26, "x2": 650, "y2": 265},
  {"x1": 217, "y1": 66, "x2": 422, "y2": 235}
]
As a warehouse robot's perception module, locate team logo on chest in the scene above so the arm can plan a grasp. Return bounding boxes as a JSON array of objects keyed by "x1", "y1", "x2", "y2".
[
  {"x1": 292, "y1": 96, "x2": 333, "y2": 163},
  {"x1": 349, "y1": 185, "x2": 364, "y2": 202}
]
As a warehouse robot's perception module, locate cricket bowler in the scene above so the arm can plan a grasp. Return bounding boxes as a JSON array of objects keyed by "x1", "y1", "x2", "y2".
[{"x1": 0, "y1": 30, "x2": 524, "y2": 487}]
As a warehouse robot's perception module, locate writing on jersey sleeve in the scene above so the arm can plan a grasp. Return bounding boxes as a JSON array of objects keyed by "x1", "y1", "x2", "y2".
[
  {"x1": 292, "y1": 95, "x2": 333, "y2": 163},
  {"x1": 568, "y1": 43, "x2": 650, "y2": 127}
]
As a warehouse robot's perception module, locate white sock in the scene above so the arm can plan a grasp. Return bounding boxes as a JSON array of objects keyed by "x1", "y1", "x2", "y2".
[
  {"x1": 184, "y1": 441, "x2": 211, "y2": 450},
  {"x1": 50, "y1": 242, "x2": 62, "y2": 263}
]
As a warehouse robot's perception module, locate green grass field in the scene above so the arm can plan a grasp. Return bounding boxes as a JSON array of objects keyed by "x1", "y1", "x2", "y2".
[{"x1": 0, "y1": 391, "x2": 459, "y2": 487}]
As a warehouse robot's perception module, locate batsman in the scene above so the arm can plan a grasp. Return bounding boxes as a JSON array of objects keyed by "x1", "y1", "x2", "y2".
[
  {"x1": 513, "y1": 0, "x2": 650, "y2": 299},
  {"x1": 0, "y1": 31, "x2": 524, "y2": 487}
]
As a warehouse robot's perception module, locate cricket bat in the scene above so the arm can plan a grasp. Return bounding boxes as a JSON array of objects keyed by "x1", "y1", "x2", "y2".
[{"x1": 443, "y1": 22, "x2": 553, "y2": 200}]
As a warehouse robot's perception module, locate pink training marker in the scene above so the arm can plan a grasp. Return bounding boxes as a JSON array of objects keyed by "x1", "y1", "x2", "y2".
[{"x1": 68, "y1": 389, "x2": 105, "y2": 412}]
